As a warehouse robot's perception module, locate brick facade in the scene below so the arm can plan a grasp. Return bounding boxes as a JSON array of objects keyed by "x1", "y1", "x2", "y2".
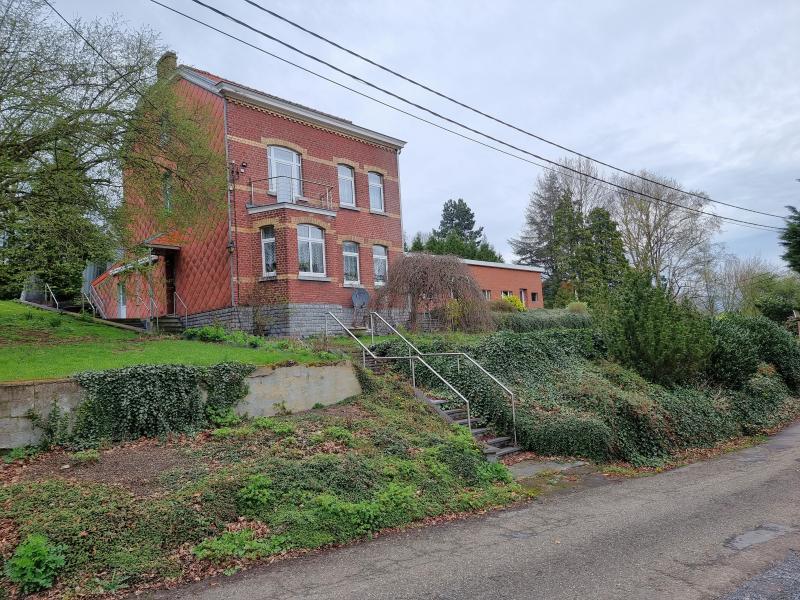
[
  {"x1": 465, "y1": 260, "x2": 544, "y2": 309},
  {"x1": 92, "y1": 57, "x2": 544, "y2": 336}
]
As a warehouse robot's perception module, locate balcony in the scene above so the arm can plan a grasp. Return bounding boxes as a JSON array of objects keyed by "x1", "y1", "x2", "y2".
[{"x1": 246, "y1": 176, "x2": 336, "y2": 214}]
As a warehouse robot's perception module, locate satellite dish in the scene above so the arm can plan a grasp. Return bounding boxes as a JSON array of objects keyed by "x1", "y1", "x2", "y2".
[{"x1": 352, "y1": 287, "x2": 370, "y2": 309}]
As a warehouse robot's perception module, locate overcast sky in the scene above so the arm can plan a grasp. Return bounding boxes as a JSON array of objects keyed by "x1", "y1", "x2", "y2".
[{"x1": 61, "y1": 0, "x2": 800, "y2": 264}]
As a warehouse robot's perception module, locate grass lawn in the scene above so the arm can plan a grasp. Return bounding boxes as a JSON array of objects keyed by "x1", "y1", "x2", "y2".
[
  {"x1": 0, "y1": 375, "x2": 524, "y2": 597},
  {"x1": 0, "y1": 301, "x2": 337, "y2": 382}
]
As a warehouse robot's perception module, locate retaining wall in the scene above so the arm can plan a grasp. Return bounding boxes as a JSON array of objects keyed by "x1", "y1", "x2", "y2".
[{"x1": 0, "y1": 362, "x2": 361, "y2": 448}]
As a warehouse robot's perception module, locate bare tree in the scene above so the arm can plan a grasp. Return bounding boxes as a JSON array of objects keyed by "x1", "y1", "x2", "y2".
[
  {"x1": 605, "y1": 171, "x2": 721, "y2": 297},
  {"x1": 555, "y1": 156, "x2": 608, "y2": 216},
  {"x1": 374, "y1": 253, "x2": 492, "y2": 332}
]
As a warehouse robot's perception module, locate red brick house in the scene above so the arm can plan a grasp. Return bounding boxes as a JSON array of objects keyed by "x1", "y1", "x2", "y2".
[{"x1": 91, "y1": 53, "x2": 543, "y2": 335}]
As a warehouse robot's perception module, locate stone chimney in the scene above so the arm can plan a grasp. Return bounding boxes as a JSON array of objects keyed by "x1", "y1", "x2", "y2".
[{"x1": 156, "y1": 51, "x2": 177, "y2": 79}]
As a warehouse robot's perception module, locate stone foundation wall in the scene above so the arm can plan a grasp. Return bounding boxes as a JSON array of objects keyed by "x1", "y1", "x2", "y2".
[
  {"x1": 182, "y1": 303, "x2": 423, "y2": 337},
  {"x1": 0, "y1": 363, "x2": 361, "y2": 449}
]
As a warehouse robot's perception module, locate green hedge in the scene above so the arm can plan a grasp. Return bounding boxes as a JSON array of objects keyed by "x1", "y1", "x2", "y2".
[
  {"x1": 32, "y1": 363, "x2": 255, "y2": 448},
  {"x1": 375, "y1": 329, "x2": 800, "y2": 464},
  {"x1": 493, "y1": 309, "x2": 593, "y2": 332}
]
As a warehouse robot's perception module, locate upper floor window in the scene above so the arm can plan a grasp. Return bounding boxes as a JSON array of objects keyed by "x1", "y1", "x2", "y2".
[
  {"x1": 261, "y1": 226, "x2": 276, "y2": 276},
  {"x1": 368, "y1": 172, "x2": 384, "y2": 212},
  {"x1": 372, "y1": 245, "x2": 388, "y2": 286},
  {"x1": 297, "y1": 224, "x2": 325, "y2": 275},
  {"x1": 343, "y1": 241, "x2": 360, "y2": 284},
  {"x1": 162, "y1": 171, "x2": 173, "y2": 211},
  {"x1": 337, "y1": 164, "x2": 355, "y2": 207},
  {"x1": 268, "y1": 146, "x2": 302, "y2": 203}
]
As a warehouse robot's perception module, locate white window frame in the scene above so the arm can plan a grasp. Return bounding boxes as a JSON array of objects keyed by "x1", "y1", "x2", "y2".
[
  {"x1": 268, "y1": 146, "x2": 302, "y2": 201},
  {"x1": 482, "y1": 290, "x2": 491, "y2": 300},
  {"x1": 342, "y1": 241, "x2": 360, "y2": 284},
  {"x1": 501, "y1": 290, "x2": 513, "y2": 298},
  {"x1": 337, "y1": 164, "x2": 356, "y2": 207},
  {"x1": 368, "y1": 172, "x2": 384, "y2": 212},
  {"x1": 519, "y1": 289, "x2": 527, "y2": 307},
  {"x1": 261, "y1": 226, "x2": 276, "y2": 276},
  {"x1": 297, "y1": 224, "x2": 326, "y2": 276},
  {"x1": 372, "y1": 245, "x2": 388, "y2": 286}
]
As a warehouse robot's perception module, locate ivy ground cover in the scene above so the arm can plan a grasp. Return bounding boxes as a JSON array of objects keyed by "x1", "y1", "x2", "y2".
[
  {"x1": 0, "y1": 373, "x2": 523, "y2": 597},
  {"x1": 0, "y1": 302, "x2": 336, "y2": 382}
]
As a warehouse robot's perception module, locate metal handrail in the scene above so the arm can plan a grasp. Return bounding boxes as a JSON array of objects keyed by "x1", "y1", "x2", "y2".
[
  {"x1": 249, "y1": 175, "x2": 334, "y2": 211},
  {"x1": 88, "y1": 285, "x2": 107, "y2": 319},
  {"x1": 370, "y1": 311, "x2": 517, "y2": 446},
  {"x1": 325, "y1": 311, "x2": 472, "y2": 430},
  {"x1": 44, "y1": 283, "x2": 59, "y2": 310},
  {"x1": 173, "y1": 291, "x2": 188, "y2": 325},
  {"x1": 82, "y1": 292, "x2": 96, "y2": 315}
]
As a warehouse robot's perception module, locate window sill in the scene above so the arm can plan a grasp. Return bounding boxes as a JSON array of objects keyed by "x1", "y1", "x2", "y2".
[
  {"x1": 370, "y1": 209, "x2": 387, "y2": 216},
  {"x1": 259, "y1": 274, "x2": 277, "y2": 282},
  {"x1": 339, "y1": 204, "x2": 360, "y2": 212},
  {"x1": 374, "y1": 282, "x2": 386, "y2": 288},
  {"x1": 298, "y1": 274, "x2": 331, "y2": 282},
  {"x1": 343, "y1": 282, "x2": 362, "y2": 288}
]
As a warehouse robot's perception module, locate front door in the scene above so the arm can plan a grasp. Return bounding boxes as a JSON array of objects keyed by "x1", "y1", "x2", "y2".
[
  {"x1": 117, "y1": 283, "x2": 127, "y2": 318},
  {"x1": 164, "y1": 254, "x2": 176, "y2": 315}
]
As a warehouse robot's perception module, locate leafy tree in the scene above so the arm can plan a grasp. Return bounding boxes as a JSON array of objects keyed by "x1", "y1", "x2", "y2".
[
  {"x1": 577, "y1": 208, "x2": 629, "y2": 297},
  {"x1": 780, "y1": 206, "x2": 800, "y2": 274},
  {"x1": 0, "y1": 2, "x2": 225, "y2": 295},
  {"x1": 435, "y1": 198, "x2": 483, "y2": 244},
  {"x1": 509, "y1": 171, "x2": 562, "y2": 272},
  {"x1": 0, "y1": 146, "x2": 113, "y2": 298},
  {"x1": 595, "y1": 270, "x2": 713, "y2": 385},
  {"x1": 411, "y1": 199, "x2": 502, "y2": 262}
]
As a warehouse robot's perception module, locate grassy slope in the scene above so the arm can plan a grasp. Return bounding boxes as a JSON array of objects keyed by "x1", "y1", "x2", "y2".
[
  {"x1": 0, "y1": 375, "x2": 522, "y2": 597},
  {"x1": 0, "y1": 302, "x2": 334, "y2": 381}
]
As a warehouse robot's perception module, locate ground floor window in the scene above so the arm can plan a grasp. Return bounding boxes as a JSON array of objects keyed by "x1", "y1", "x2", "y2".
[
  {"x1": 501, "y1": 290, "x2": 512, "y2": 297},
  {"x1": 297, "y1": 224, "x2": 325, "y2": 275},
  {"x1": 531, "y1": 291, "x2": 538, "y2": 302},
  {"x1": 261, "y1": 226, "x2": 276, "y2": 276},
  {"x1": 343, "y1": 241, "x2": 360, "y2": 284},
  {"x1": 372, "y1": 245, "x2": 388, "y2": 286},
  {"x1": 519, "y1": 288, "x2": 527, "y2": 307},
  {"x1": 482, "y1": 290, "x2": 491, "y2": 300}
]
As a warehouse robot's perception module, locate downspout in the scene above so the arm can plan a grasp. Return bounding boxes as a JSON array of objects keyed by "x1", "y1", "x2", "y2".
[{"x1": 223, "y1": 96, "x2": 236, "y2": 309}]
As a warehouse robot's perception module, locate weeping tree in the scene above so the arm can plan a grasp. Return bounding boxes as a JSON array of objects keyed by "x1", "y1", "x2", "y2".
[{"x1": 374, "y1": 253, "x2": 492, "y2": 332}]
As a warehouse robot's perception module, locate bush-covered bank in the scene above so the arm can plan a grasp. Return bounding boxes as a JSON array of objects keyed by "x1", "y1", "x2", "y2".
[
  {"x1": 493, "y1": 308, "x2": 593, "y2": 332},
  {"x1": 374, "y1": 324, "x2": 800, "y2": 465},
  {"x1": 0, "y1": 375, "x2": 522, "y2": 597}
]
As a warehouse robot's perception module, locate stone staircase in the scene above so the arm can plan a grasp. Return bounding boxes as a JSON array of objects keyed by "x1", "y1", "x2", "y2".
[
  {"x1": 156, "y1": 315, "x2": 185, "y2": 335},
  {"x1": 414, "y1": 389, "x2": 521, "y2": 462}
]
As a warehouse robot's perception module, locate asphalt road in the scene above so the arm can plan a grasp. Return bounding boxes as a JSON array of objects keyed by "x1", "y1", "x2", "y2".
[{"x1": 149, "y1": 423, "x2": 800, "y2": 600}]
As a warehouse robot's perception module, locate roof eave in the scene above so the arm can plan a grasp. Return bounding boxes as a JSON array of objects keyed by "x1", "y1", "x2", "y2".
[{"x1": 175, "y1": 66, "x2": 406, "y2": 150}]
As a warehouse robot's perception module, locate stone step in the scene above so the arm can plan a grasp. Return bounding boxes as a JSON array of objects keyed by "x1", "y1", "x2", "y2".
[
  {"x1": 470, "y1": 427, "x2": 489, "y2": 436},
  {"x1": 494, "y1": 446, "x2": 521, "y2": 457},
  {"x1": 443, "y1": 408, "x2": 467, "y2": 417},
  {"x1": 486, "y1": 436, "x2": 511, "y2": 447},
  {"x1": 454, "y1": 417, "x2": 485, "y2": 427}
]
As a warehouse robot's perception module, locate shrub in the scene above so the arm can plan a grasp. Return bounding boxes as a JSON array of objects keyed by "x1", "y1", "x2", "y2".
[
  {"x1": 706, "y1": 317, "x2": 759, "y2": 388},
  {"x1": 516, "y1": 409, "x2": 613, "y2": 461},
  {"x1": 595, "y1": 271, "x2": 712, "y2": 385},
  {"x1": 566, "y1": 301, "x2": 588, "y2": 314},
  {"x1": 499, "y1": 295, "x2": 525, "y2": 312},
  {"x1": 236, "y1": 475, "x2": 273, "y2": 516},
  {"x1": 183, "y1": 324, "x2": 266, "y2": 349},
  {"x1": 4, "y1": 534, "x2": 66, "y2": 593},
  {"x1": 252, "y1": 416, "x2": 295, "y2": 435},
  {"x1": 720, "y1": 314, "x2": 800, "y2": 390},
  {"x1": 192, "y1": 530, "x2": 286, "y2": 562}
]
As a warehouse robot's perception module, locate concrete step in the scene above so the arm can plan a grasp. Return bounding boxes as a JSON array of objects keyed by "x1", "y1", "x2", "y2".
[
  {"x1": 454, "y1": 417, "x2": 485, "y2": 427},
  {"x1": 470, "y1": 427, "x2": 489, "y2": 436},
  {"x1": 494, "y1": 446, "x2": 521, "y2": 457},
  {"x1": 486, "y1": 436, "x2": 511, "y2": 447}
]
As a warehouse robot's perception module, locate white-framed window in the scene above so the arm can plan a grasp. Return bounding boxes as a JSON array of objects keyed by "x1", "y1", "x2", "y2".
[
  {"x1": 337, "y1": 164, "x2": 355, "y2": 207},
  {"x1": 343, "y1": 241, "x2": 360, "y2": 284},
  {"x1": 163, "y1": 171, "x2": 173, "y2": 211},
  {"x1": 372, "y1": 245, "x2": 388, "y2": 286},
  {"x1": 261, "y1": 226, "x2": 276, "y2": 276},
  {"x1": 482, "y1": 290, "x2": 491, "y2": 300},
  {"x1": 519, "y1": 289, "x2": 527, "y2": 307},
  {"x1": 501, "y1": 290, "x2": 513, "y2": 297},
  {"x1": 268, "y1": 146, "x2": 302, "y2": 202},
  {"x1": 368, "y1": 172, "x2": 384, "y2": 212},
  {"x1": 297, "y1": 224, "x2": 325, "y2": 275}
]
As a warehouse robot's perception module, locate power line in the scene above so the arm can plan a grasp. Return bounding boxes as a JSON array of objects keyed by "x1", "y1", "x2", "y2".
[
  {"x1": 167, "y1": 0, "x2": 783, "y2": 232},
  {"x1": 242, "y1": 0, "x2": 783, "y2": 222}
]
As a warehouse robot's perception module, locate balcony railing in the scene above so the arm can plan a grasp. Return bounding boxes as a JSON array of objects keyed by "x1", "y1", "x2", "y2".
[{"x1": 247, "y1": 176, "x2": 335, "y2": 211}]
